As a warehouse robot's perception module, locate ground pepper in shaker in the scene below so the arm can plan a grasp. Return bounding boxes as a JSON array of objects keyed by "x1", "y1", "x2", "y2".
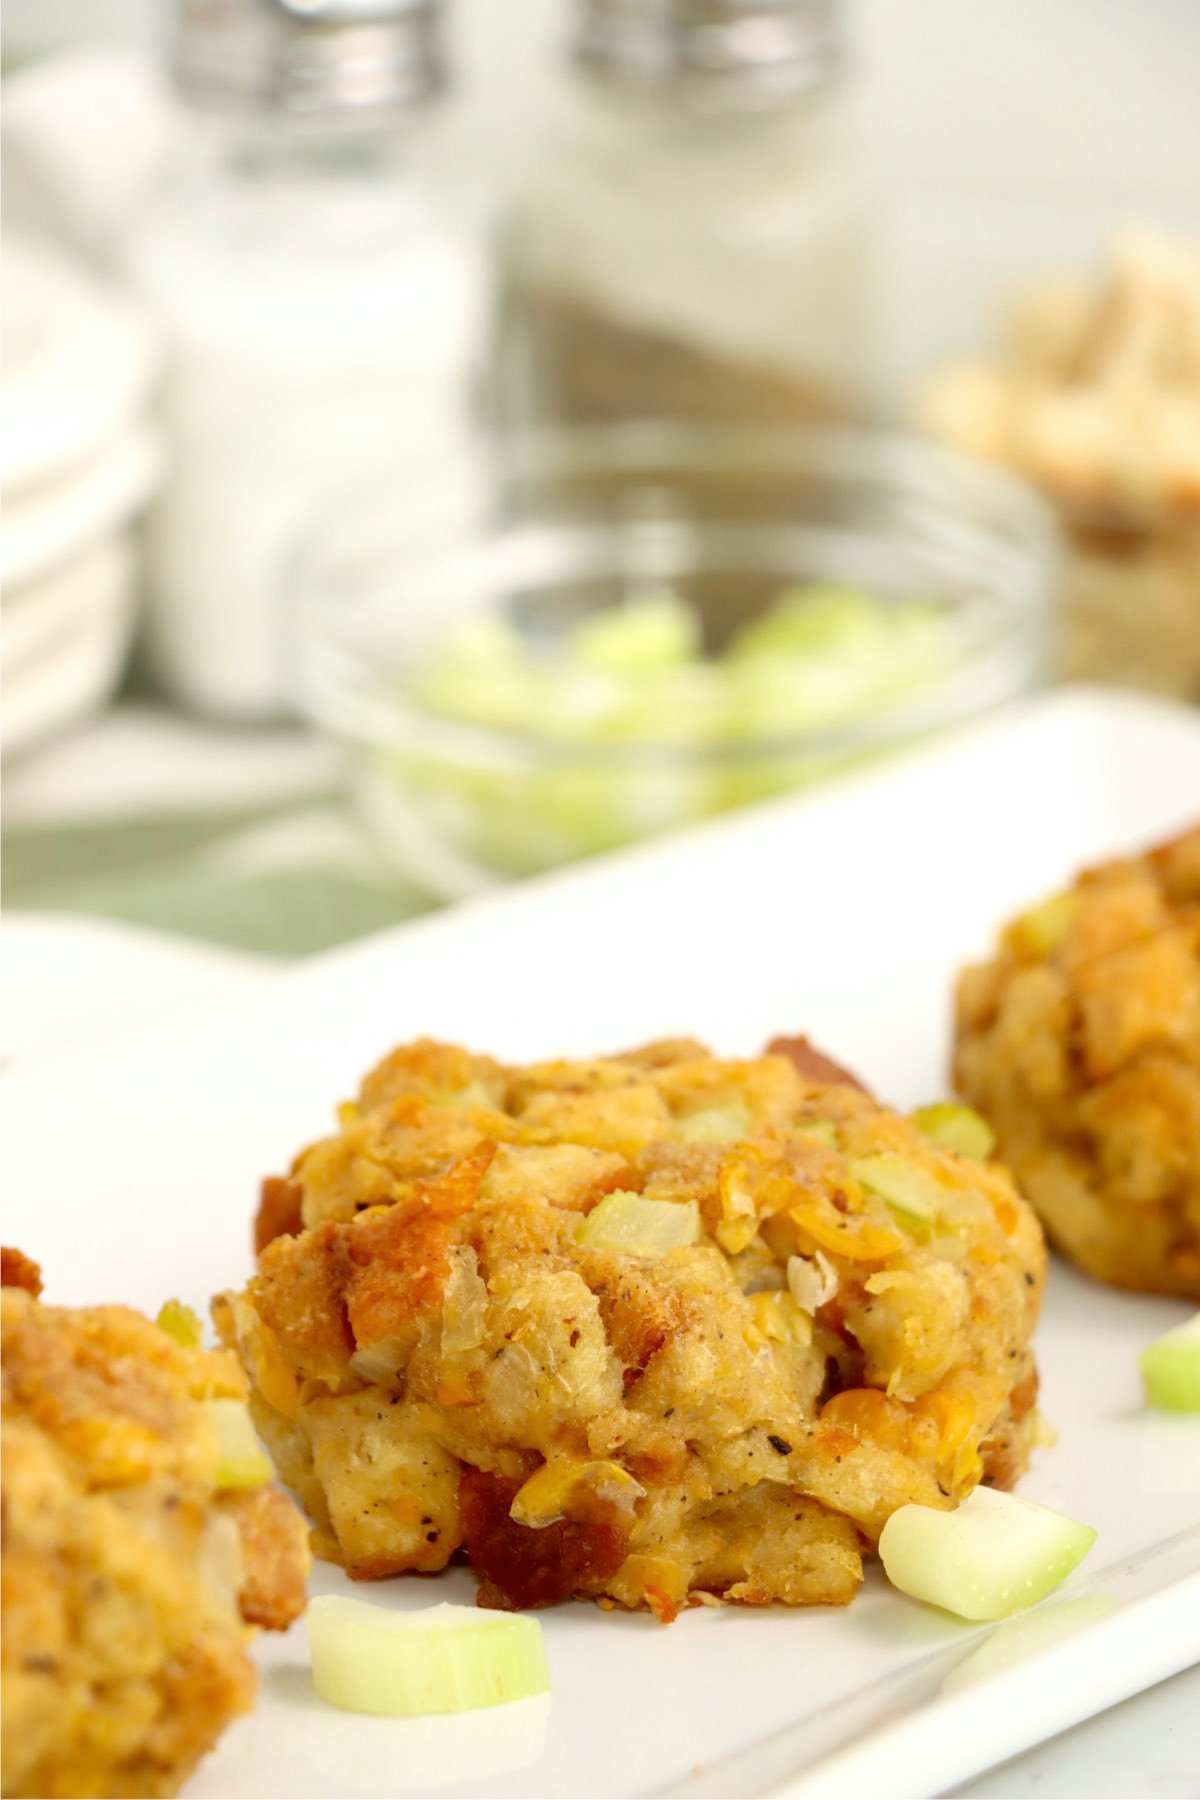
[
  {"x1": 132, "y1": 0, "x2": 490, "y2": 721},
  {"x1": 499, "y1": 0, "x2": 871, "y2": 433}
]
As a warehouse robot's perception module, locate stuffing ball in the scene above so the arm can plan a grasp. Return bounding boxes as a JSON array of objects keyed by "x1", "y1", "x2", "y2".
[
  {"x1": 1, "y1": 1253, "x2": 309, "y2": 1800},
  {"x1": 954, "y1": 824, "x2": 1200, "y2": 1297},
  {"x1": 217, "y1": 1034, "x2": 1045, "y2": 1622}
]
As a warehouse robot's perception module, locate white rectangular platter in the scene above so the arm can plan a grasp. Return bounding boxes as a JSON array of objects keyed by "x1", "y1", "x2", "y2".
[{"x1": 5, "y1": 687, "x2": 1199, "y2": 1799}]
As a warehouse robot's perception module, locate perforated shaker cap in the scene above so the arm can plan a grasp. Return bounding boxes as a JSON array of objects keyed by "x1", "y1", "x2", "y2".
[
  {"x1": 172, "y1": 0, "x2": 444, "y2": 118},
  {"x1": 573, "y1": 0, "x2": 844, "y2": 106}
]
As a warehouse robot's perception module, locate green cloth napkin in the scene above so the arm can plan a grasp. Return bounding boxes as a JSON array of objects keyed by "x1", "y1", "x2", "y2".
[{"x1": 2, "y1": 794, "x2": 436, "y2": 958}]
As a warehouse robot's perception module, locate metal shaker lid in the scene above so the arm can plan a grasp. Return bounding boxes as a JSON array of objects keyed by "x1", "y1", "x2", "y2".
[
  {"x1": 172, "y1": 0, "x2": 444, "y2": 117},
  {"x1": 573, "y1": 0, "x2": 844, "y2": 107}
]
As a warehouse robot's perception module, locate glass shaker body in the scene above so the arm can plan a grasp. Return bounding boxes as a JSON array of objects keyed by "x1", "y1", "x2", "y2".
[
  {"x1": 501, "y1": 80, "x2": 870, "y2": 432},
  {"x1": 133, "y1": 117, "x2": 490, "y2": 721}
]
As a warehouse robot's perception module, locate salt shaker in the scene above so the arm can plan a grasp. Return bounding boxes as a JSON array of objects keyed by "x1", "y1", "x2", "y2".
[
  {"x1": 132, "y1": 0, "x2": 490, "y2": 721},
  {"x1": 500, "y1": 0, "x2": 870, "y2": 432}
]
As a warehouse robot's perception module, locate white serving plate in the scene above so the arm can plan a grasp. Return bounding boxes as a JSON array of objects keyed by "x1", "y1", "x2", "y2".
[{"x1": 5, "y1": 687, "x2": 1199, "y2": 1800}]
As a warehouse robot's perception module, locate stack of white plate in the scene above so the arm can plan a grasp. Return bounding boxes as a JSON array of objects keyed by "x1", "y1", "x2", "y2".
[{"x1": 2, "y1": 237, "x2": 161, "y2": 757}]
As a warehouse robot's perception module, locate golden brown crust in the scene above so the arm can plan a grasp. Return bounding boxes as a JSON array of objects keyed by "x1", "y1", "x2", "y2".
[
  {"x1": 219, "y1": 1034, "x2": 1045, "y2": 1620},
  {"x1": 765, "y1": 1036, "x2": 870, "y2": 1094},
  {"x1": 1, "y1": 1273, "x2": 309, "y2": 1799},
  {"x1": 1, "y1": 1246, "x2": 43, "y2": 1296},
  {"x1": 459, "y1": 1466, "x2": 631, "y2": 1611},
  {"x1": 218, "y1": 1486, "x2": 311, "y2": 1631},
  {"x1": 954, "y1": 824, "x2": 1200, "y2": 1296},
  {"x1": 254, "y1": 1177, "x2": 304, "y2": 1256}
]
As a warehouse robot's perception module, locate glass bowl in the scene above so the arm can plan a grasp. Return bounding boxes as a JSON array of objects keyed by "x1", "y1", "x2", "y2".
[{"x1": 293, "y1": 423, "x2": 1057, "y2": 897}]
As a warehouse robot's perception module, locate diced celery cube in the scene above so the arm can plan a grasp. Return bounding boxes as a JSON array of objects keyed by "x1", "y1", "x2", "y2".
[
  {"x1": 580, "y1": 1191, "x2": 701, "y2": 1255},
  {"x1": 1009, "y1": 891, "x2": 1076, "y2": 957},
  {"x1": 574, "y1": 594, "x2": 701, "y2": 672},
  {"x1": 156, "y1": 1298, "x2": 203, "y2": 1349},
  {"x1": 1140, "y1": 1313, "x2": 1200, "y2": 1412},
  {"x1": 308, "y1": 1597, "x2": 549, "y2": 1716},
  {"x1": 913, "y1": 1103, "x2": 995, "y2": 1161},
  {"x1": 851, "y1": 1153, "x2": 944, "y2": 1226},
  {"x1": 879, "y1": 1486, "x2": 1096, "y2": 1621},
  {"x1": 206, "y1": 1398, "x2": 273, "y2": 1489}
]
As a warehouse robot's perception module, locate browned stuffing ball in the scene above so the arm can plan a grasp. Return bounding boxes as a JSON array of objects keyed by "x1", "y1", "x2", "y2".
[
  {"x1": 1, "y1": 1256, "x2": 309, "y2": 1800},
  {"x1": 954, "y1": 824, "x2": 1200, "y2": 1298},
  {"x1": 216, "y1": 1034, "x2": 1046, "y2": 1622}
]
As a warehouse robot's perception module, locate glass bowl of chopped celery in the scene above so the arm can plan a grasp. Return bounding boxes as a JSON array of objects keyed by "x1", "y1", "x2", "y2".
[{"x1": 294, "y1": 425, "x2": 1056, "y2": 895}]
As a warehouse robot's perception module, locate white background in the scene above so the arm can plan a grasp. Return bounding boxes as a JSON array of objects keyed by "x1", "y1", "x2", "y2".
[{"x1": 7, "y1": 0, "x2": 1199, "y2": 402}]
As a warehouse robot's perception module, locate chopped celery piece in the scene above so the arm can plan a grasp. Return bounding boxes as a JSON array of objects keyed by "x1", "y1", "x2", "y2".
[
  {"x1": 206, "y1": 1398, "x2": 273, "y2": 1489},
  {"x1": 678, "y1": 1101, "x2": 749, "y2": 1142},
  {"x1": 434, "y1": 1080, "x2": 498, "y2": 1112},
  {"x1": 732, "y1": 586, "x2": 897, "y2": 661},
  {"x1": 156, "y1": 1298, "x2": 202, "y2": 1349},
  {"x1": 580, "y1": 1191, "x2": 701, "y2": 1255},
  {"x1": 852, "y1": 1153, "x2": 944, "y2": 1226},
  {"x1": 879, "y1": 1486, "x2": 1096, "y2": 1621},
  {"x1": 396, "y1": 581, "x2": 955, "y2": 881},
  {"x1": 574, "y1": 593, "x2": 700, "y2": 672},
  {"x1": 913, "y1": 1103, "x2": 995, "y2": 1162},
  {"x1": 798, "y1": 1118, "x2": 838, "y2": 1146},
  {"x1": 308, "y1": 1597, "x2": 550, "y2": 1716},
  {"x1": 1009, "y1": 891, "x2": 1076, "y2": 957},
  {"x1": 1140, "y1": 1312, "x2": 1200, "y2": 1412}
]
